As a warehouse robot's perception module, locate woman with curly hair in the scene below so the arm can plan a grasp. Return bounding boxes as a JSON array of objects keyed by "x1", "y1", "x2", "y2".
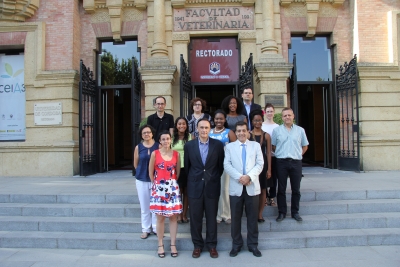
[
  {"x1": 171, "y1": 117, "x2": 191, "y2": 223},
  {"x1": 185, "y1": 97, "x2": 214, "y2": 138},
  {"x1": 209, "y1": 109, "x2": 237, "y2": 224},
  {"x1": 221, "y1": 95, "x2": 247, "y2": 130}
]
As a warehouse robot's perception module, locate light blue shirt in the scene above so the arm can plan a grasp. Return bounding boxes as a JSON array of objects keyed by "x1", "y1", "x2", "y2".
[
  {"x1": 271, "y1": 124, "x2": 309, "y2": 160},
  {"x1": 198, "y1": 138, "x2": 209, "y2": 165}
]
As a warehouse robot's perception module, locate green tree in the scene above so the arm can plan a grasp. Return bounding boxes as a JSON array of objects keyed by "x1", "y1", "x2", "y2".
[{"x1": 101, "y1": 49, "x2": 135, "y2": 85}]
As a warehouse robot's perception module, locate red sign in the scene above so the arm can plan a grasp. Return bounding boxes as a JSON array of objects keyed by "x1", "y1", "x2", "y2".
[{"x1": 189, "y1": 38, "x2": 239, "y2": 83}]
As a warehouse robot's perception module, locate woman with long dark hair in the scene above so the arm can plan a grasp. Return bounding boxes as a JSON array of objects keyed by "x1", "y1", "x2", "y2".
[
  {"x1": 249, "y1": 109, "x2": 272, "y2": 222},
  {"x1": 149, "y1": 130, "x2": 182, "y2": 258},
  {"x1": 171, "y1": 117, "x2": 191, "y2": 223}
]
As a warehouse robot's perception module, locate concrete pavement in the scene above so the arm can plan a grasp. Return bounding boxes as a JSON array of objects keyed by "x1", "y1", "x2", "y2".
[{"x1": 0, "y1": 246, "x2": 399, "y2": 267}]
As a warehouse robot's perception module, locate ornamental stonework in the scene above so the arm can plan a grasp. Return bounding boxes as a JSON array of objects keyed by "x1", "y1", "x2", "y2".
[
  {"x1": 0, "y1": 0, "x2": 40, "y2": 22},
  {"x1": 319, "y1": 3, "x2": 338, "y2": 17},
  {"x1": 283, "y1": 4, "x2": 307, "y2": 17},
  {"x1": 122, "y1": 8, "x2": 143, "y2": 21},
  {"x1": 90, "y1": 10, "x2": 110, "y2": 23},
  {"x1": 172, "y1": 32, "x2": 190, "y2": 41}
]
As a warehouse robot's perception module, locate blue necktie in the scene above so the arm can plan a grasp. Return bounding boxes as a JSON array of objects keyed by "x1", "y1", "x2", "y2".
[{"x1": 241, "y1": 143, "x2": 246, "y2": 175}]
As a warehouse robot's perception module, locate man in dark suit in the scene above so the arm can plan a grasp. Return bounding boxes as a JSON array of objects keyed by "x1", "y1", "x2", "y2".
[
  {"x1": 184, "y1": 118, "x2": 225, "y2": 259},
  {"x1": 241, "y1": 88, "x2": 262, "y2": 130}
]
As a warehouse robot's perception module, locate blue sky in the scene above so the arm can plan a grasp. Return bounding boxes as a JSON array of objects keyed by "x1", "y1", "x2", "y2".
[
  {"x1": 289, "y1": 37, "x2": 332, "y2": 81},
  {"x1": 101, "y1": 41, "x2": 141, "y2": 65}
]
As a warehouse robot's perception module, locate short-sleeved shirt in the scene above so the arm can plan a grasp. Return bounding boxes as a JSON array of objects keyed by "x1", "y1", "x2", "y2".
[
  {"x1": 147, "y1": 112, "x2": 174, "y2": 140},
  {"x1": 271, "y1": 124, "x2": 309, "y2": 160},
  {"x1": 171, "y1": 135, "x2": 192, "y2": 168}
]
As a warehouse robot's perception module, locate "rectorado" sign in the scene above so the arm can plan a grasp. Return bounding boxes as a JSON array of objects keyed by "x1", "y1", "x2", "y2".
[{"x1": 174, "y1": 7, "x2": 254, "y2": 32}]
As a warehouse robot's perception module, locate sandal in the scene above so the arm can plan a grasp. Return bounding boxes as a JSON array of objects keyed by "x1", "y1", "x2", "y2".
[
  {"x1": 158, "y1": 245, "x2": 165, "y2": 258},
  {"x1": 182, "y1": 218, "x2": 190, "y2": 223},
  {"x1": 140, "y1": 232, "x2": 150, "y2": 239},
  {"x1": 170, "y1": 245, "x2": 178, "y2": 257},
  {"x1": 265, "y1": 198, "x2": 271, "y2": 206},
  {"x1": 270, "y1": 198, "x2": 277, "y2": 207}
]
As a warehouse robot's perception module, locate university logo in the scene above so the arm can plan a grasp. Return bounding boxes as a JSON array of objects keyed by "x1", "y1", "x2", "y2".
[
  {"x1": 209, "y1": 62, "x2": 220, "y2": 75},
  {"x1": 1, "y1": 63, "x2": 23, "y2": 78}
]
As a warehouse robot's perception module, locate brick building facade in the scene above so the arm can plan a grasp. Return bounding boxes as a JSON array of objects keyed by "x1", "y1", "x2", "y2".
[{"x1": 0, "y1": 0, "x2": 399, "y2": 176}]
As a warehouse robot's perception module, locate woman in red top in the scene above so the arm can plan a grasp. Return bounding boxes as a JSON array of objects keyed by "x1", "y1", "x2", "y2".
[{"x1": 149, "y1": 130, "x2": 182, "y2": 258}]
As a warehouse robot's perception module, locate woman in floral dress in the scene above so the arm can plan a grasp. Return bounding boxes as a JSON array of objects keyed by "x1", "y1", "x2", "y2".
[{"x1": 149, "y1": 130, "x2": 182, "y2": 258}]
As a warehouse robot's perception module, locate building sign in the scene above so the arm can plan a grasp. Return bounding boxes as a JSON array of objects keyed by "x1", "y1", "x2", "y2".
[
  {"x1": 34, "y1": 102, "x2": 62, "y2": 125},
  {"x1": 264, "y1": 95, "x2": 285, "y2": 107},
  {"x1": 190, "y1": 38, "x2": 239, "y2": 83},
  {"x1": 0, "y1": 54, "x2": 25, "y2": 141},
  {"x1": 174, "y1": 7, "x2": 254, "y2": 32}
]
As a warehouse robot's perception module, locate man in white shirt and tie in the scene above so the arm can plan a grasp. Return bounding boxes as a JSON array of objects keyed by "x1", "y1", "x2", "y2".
[{"x1": 224, "y1": 121, "x2": 264, "y2": 257}]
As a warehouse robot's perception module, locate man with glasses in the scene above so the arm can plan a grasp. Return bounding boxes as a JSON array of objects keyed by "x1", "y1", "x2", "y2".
[
  {"x1": 241, "y1": 88, "x2": 261, "y2": 130},
  {"x1": 147, "y1": 96, "x2": 174, "y2": 140}
]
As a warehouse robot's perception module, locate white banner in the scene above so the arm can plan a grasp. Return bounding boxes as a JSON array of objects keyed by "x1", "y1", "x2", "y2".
[{"x1": 0, "y1": 54, "x2": 25, "y2": 141}]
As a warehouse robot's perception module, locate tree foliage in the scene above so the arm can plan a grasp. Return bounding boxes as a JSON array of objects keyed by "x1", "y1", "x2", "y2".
[{"x1": 101, "y1": 50, "x2": 138, "y2": 85}]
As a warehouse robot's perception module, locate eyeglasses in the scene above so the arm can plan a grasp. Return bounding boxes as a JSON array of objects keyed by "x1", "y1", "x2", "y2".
[
  {"x1": 155, "y1": 103, "x2": 165, "y2": 106},
  {"x1": 142, "y1": 131, "x2": 152, "y2": 135}
]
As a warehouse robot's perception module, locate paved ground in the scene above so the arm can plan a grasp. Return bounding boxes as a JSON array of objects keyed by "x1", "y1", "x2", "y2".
[
  {"x1": 0, "y1": 246, "x2": 399, "y2": 267},
  {"x1": 0, "y1": 167, "x2": 399, "y2": 195}
]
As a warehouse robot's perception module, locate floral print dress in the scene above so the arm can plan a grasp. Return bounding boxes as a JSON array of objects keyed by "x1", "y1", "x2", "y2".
[{"x1": 150, "y1": 150, "x2": 183, "y2": 217}]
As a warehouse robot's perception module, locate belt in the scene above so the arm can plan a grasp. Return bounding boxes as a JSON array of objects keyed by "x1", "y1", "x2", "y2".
[{"x1": 278, "y1": 158, "x2": 301, "y2": 161}]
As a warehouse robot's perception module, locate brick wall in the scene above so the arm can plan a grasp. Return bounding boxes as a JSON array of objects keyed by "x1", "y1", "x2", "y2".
[
  {"x1": 357, "y1": 0, "x2": 400, "y2": 63},
  {"x1": 27, "y1": 0, "x2": 77, "y2": 71}
]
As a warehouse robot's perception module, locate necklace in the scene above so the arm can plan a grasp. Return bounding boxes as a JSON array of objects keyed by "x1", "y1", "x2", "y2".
[{"x1": 214, "y1": 127, "x2": 225, "y2": 133}]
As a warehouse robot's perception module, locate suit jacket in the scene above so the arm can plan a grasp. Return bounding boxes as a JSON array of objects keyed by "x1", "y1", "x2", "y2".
[
  {"x1": 224, "y1": 140, "x2": 264, "y2": 196},
  {"x1": 241, "y1": 102, "x2": 262, "y2": 130},
  {"x1": 184, "y1": 138, "x2": 225, "y2": 199}
]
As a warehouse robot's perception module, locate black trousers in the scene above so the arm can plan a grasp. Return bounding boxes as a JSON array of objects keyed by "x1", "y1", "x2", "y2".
[
  {"x1": 268, "y1": 157, "x2": 278, "y2": 198},
  {"x1": 276, "y1": 158, "x2": 302, "y2": 215},
  {"x1": 229, "y1": 186, "x2": 259, "y2": 250},
  {"x1": 188, "y1": 192, "x2": 219, "y2": 250}
]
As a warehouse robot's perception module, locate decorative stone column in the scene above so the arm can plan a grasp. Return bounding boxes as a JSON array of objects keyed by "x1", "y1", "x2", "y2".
[
  {"x1": 140, "y1": 0, "x2": 177, "y2": 117},
  {"x1": 254, "y1": 0, "x2": 291, "y2": 109},
  {"x1": 171, "y1": 32, "x2": 190, "y2": 118}
]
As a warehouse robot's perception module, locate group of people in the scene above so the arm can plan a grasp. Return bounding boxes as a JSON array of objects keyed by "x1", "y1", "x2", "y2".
[{"x1": 133, "y1": 88, "x2": 309, "y2": 259}]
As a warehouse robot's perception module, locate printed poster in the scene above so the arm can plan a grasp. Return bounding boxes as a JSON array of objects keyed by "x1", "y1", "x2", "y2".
[{"x1": 0, "y1": 54, "x2": 25, "y2": 141}]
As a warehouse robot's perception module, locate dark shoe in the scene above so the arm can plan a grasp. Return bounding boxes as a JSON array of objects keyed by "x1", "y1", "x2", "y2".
[
  {"x1": 209, "y1": 248, "x2": 219, "y2": 258},
  {"x1": 258, "y1": 218, "x2": 265, "y2": 223},
  {"x1": 140, "y1": 232, "x2": 150, "y2": 239},
  {"x1": 276, "y1": 213, "x2": 286, "y2": 222},
  {"x1": 248, "y1": 247, "x2": 262, "y2": 257},
  {"x1": 229, "y1": 248, "x2": 241, "y2": 257},
  {"x1": 292, "y1": 213, "x2": 303, "y2": 222},
  {"x1": 192, "y1": 248, "x2": 202, "y2": 258},
  {"x1": 158, "y1": 245, "x2": 165, "y2": 258},
  {"x1": 170, "y1": 245, "x2": 178, "y2": 257}
]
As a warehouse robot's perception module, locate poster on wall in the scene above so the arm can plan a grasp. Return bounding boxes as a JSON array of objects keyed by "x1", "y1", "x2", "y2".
[
  {"x1": 0, "y1": 54, "x2": 25, "y2": 141},
  {"x1": 189, "y1": 38, "x2": 239, "y2": 83}
]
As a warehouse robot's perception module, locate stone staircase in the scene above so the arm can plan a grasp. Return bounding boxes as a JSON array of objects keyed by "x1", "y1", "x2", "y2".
[{"x1": 0, "y1": 189, "x2": 400, "y2": 250}]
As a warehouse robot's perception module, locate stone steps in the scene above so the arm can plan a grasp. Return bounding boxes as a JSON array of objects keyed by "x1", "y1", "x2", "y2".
[
  {"x1": 1, "y1": 199, "x2": 400, "y2": 218},
  {"x1": 0, "y1": 228, "x2": 399, "y2": 250},
  {"x1": 0, "y1": 189, "x2": 399, "y2": 250},
  {"x1": 0, "y1": 212, "x2": 399, "y2": 233},
  {"x1": 1, "y1": 189, "x2": 399, "y2": 204}
]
